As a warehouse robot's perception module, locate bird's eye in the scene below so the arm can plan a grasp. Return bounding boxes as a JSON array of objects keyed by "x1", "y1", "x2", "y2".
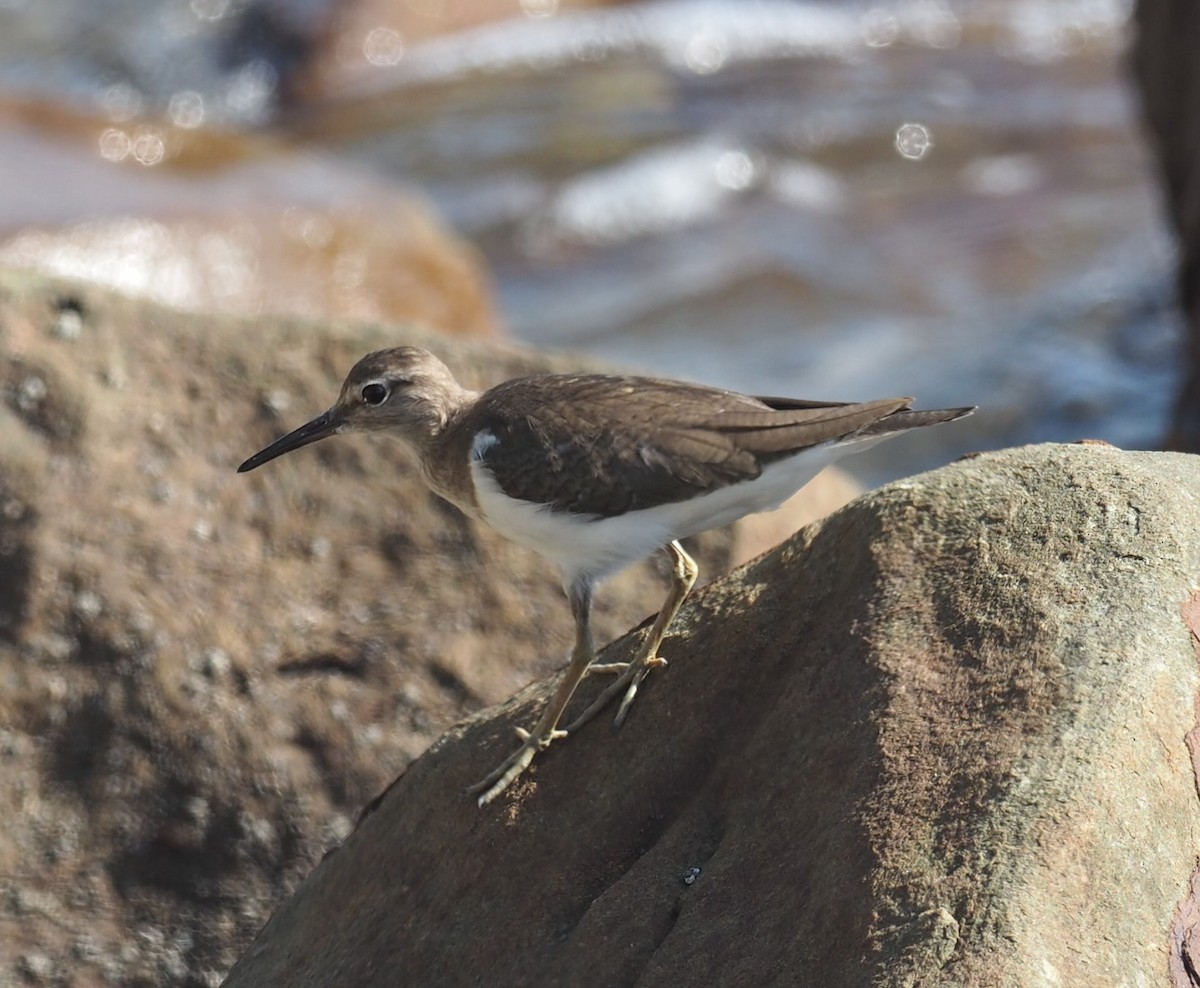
[{"x1": 361, "y1": 383, "x2": 389, "y2": 406}]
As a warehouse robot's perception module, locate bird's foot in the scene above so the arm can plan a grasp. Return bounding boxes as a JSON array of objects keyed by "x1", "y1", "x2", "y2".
[
  {"x1": 514, "y1": 726, "x2": 566, "y2": 742},
  {"x1": 584, "y1": 656, "x2": 667, "y2": 677},
  {"x1": 470, "y1": 726, "x2": 565, "y2": 806},
  {"x1": 564, "y1": 653, "x2": 666, "y2": 734},
  {"x1": 564, "y1": 540, "x2": 693, "y2": 734},
  {"x1": 613, "y1": 661, "x2": 656, "y2": 727},
  {"x1": 584, "y1": 661, "x2": 628, "y2": 676}
]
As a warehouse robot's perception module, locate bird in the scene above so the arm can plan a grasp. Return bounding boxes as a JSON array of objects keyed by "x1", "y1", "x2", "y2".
[{"x1": 238, "y1": 346, "x2": 974, "y2": 805}]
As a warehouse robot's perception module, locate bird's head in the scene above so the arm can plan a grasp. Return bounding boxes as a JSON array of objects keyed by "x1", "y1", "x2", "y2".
[{"x1": 237, "y1": 347, "x2": 471, "y2": 473}]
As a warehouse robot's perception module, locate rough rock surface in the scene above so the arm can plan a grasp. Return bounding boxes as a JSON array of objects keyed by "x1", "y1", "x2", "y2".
[
  {"x1": 1133, "y1": 0, "x2": 1200, "y2": 451},
  {"x1": 223, "y1": 443, "x2": 1200, "y2": 987},
  {"x1": 0, "y1": 269, "x2": 849, "y2": 986}
]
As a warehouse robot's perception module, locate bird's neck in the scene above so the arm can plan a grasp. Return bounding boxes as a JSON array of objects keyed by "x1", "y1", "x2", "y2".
[{"x1": 414, "y1": 389, "x2": 484, "y2": 517}]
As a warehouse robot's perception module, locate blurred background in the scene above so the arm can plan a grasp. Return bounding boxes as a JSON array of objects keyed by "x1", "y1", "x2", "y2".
[{"x1": 0, "y1": 0, "x2": 1176, "y2": 484}]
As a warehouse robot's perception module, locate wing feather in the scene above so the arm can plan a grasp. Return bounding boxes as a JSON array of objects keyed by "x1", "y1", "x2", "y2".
[{"x1": 462, "y1": 373, "x2": 960, "y2": 516}]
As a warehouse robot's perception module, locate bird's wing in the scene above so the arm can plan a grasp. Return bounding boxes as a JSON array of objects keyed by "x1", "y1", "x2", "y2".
[{"x1": 468, "y1": 375, "x2": 915, "y2": 517}]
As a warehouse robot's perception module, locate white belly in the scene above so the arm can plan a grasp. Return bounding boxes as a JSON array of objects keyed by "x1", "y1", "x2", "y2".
[{"x1": 469, "y1": 438, "x2": 875, "y2": 588}]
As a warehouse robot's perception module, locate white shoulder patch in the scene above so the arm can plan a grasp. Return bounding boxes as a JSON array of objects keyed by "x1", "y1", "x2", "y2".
[{"x1": 471, "y1": 428, "x2": 499, "y2": 461}]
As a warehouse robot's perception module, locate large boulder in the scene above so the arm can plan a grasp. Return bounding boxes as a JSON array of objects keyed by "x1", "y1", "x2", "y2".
[{"x1": 222, "y1": 442, "x2": 1200, "y2": 986}]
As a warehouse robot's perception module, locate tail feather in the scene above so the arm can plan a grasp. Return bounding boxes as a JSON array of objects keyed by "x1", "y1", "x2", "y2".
[{"x1": 853, "y1": 405, "x2": 976, "y2": 439}]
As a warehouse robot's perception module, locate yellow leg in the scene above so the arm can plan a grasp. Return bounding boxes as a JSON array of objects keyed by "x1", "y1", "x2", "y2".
[
  {"x1": 469, "y1": 578, "x2": 595, "y2": 806},
  {"x1": 564, "y1": 540, "x2": 697, "y2": 734}
]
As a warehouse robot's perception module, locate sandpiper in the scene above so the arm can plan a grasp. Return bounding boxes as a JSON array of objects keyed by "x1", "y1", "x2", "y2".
[{"x1": 238, "y1": 347, "x2": 973, "y2": 804}]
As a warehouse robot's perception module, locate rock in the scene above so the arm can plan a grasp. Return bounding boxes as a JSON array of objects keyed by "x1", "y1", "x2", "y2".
[
  {"x1": 0, "y1": 269, "x2": 857, "y2": 986},
  {"x1": 0, "y1": 204, "x2": 500, "y2": 337},
  {"x1": 0, "y1": 108, "x2": 502, "y2": 337},
  {"x1": 221, "y1": 443, "x2": 1200, "y2": 986},
  {"x1": 1132, "y1": 0, "x2": 1200, "y2": 450}
]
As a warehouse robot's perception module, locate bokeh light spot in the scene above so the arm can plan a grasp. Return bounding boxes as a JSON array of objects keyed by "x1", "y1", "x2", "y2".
[
  {"x1": 364, "y1": 27, "x2": 404, "y2": 66},
  {"x1": 98, "y1": 128, "x2": 131, "y2": 163},
  {"x1": 685, "y1": 32, "x2": 728, "y2": 75},
  {"x1": 100, "y1": 83, "x2": 143, "y2": 123},
  {"x1": 520, "y1": 0, "x2": 559, "y2": 18},
  {"x1": 894, "y1": 122, "x2": 933, "y2": 160},
  {"x1": 132, "y1": 130, "x2": 166, "y2": 167},
  {"x1": 190, "y1": 0, "x2": 230, "y2": 22},
  {"x1": 863, "y1": 8, "x2": 899, "y2": 48},
  {"x1": 168, "y1": 91, "x2": 206, "y2": 130},
  {"x1": 714, "y1": 150, "x2": 755, "y2": 191}
]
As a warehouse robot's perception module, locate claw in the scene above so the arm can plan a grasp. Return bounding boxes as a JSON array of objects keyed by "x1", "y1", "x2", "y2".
[
  {"x1": 584, "y1": 661, "x2": 631, "y2": 676},
  {"x1": 472, "y1": 725, "x2": 570, "y2": 805},
  {"x1": 515, "y1": 726, "x2": 566, "y2": 744},
  {"x1": 469, "y1": 738, "x2": 540, "y2": 806},
  {"x1": 613, "y1": 671, "x2": 648, "y2": 727}
]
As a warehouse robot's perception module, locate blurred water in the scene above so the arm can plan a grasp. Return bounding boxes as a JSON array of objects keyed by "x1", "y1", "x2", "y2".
[
  {"x1": 308, "y1": 0, "x2": 1177, "y2": 479},
  {"x1": 0, "y1": 0, "x2": 1179, "y2": 482}
]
